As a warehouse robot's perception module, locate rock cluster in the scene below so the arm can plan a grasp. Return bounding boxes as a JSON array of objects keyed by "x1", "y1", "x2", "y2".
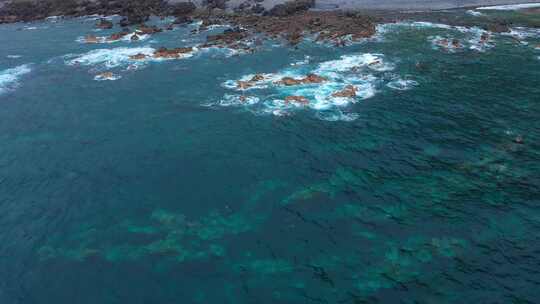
[
  {"x1": 153, "y1": 47, "x2": 193, "y2": 58},
  {"x1": 331, "y1": 85, "x2": 357, "y2": 98},
  {"x1": 266, "y1": 0, "x2": 314, "y2": 17},
  {"x1": 276, "y1": 74, "x2": 327, "y2": 86},
  {"x1": 221, "y1": 10, "x2": 378, "y2": 46}
]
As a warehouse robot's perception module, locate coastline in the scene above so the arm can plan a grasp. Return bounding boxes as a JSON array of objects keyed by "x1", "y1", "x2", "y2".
[
  {"x1": 1, "y1": 0, "x2": 540, "y2": 25},
  {"x1": 313, "y1": 0, "x2": 540, "y2": 10}
]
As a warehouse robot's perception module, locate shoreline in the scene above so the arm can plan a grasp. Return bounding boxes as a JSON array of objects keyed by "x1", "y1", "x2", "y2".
[
  {"x1": 1, "y1": 0, "x2": 539, "y2": 24},
  {"x1": 313, "y1": 0, "x2": 540, "y2": 11}
]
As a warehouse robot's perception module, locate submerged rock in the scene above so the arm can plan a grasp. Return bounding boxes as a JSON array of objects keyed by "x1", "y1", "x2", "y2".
[
  {"x1": 95, "y1": 71, "x2": 116, "y2": 80},
  {"x1": 332, "y1": 85, "x2": 358, "y2": 98},
  {"x1": 284, "y1": 95, "x2": 309, "y2": 105},
  {"x1": 129, "y1": 53, "x2": 147, "y2": 60}
]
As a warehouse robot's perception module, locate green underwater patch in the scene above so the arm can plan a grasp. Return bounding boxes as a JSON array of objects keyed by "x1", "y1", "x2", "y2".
[{"x1": 38, "y1": 208, "x2": 259, "y2": 264}]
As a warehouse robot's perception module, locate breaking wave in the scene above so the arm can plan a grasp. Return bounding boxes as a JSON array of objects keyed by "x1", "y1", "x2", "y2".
[
  {"x1": 0, "y1": 64, "x2": 32, "y2": 95},
  {"x1": 213, "y1": 53, "x2": 416, "y2": 121},
  {"x1": 477, "y1": 3, "x2": 540, "y2": 10}
]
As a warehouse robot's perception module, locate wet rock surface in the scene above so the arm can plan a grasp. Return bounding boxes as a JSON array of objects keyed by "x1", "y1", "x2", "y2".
[
  {"x1": 153, "y1": 46, "x2": 193, "y2": 58},
  {"x1": 266, "y1": 0, "x2": 314, "y2": 17}
]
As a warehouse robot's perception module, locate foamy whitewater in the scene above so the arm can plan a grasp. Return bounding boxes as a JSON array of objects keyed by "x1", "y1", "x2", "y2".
[
  {"x1": 477, "y1": 3, "x2": 540, "y2": 10},
  {"x1": 0, "y1": 64, "x2": 31, "y2": 95}
]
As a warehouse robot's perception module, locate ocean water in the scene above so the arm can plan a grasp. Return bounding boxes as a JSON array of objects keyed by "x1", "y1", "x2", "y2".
[{"x1": 0, "y1": 12, "x2": 540, "y2": 304}]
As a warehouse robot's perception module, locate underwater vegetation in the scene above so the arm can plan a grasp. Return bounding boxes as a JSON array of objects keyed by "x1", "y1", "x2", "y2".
[{"x1": 39, "y1": 208, "x2": 259, "y2": 263}]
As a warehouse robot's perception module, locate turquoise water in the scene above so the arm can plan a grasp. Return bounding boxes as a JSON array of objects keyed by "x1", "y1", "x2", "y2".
[{"x1": 1, "y1": 13, "x2": 540, "y2": 303}]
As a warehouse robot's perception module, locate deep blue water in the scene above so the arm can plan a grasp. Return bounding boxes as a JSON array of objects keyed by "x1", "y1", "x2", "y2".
[{"x1": 1, "y1": 12, "x2": 540, "y2": 304}]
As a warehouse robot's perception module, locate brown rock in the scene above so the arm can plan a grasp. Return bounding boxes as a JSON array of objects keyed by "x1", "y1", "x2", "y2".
[
  {"x1": 302, "y1": 73, "x2": 326, "y2": 84},
  {"x1": 237, "y1": 81, "x2": 253, "y2": 90},
  {"x1": 107, "y1": 31, "x2": 129, "y2": 41},
  {"x1": 277, "y1": 77, "x2": 303, "y2": 86},
  {"x1": 153, "y1": 47, "x2": 193, "y2": 59},
  {"x1": 250, "y1": 74, "x2": 265, "y2": 82},
  {"x1": 97, "y1": 72, "x2": 114, "y2": 79},
  {"x1": 129, "y1": 53, "x2": 147, "y2": 60},
  {"x1": 207, "y1": 28, "x2": 248, "y2": 45},
  {"x1": 137, "y1": 25, "x2": 163, "y2": 35},
  {"x1": 480, "y1": 33, "x2": 489, "y2": 42},
  {"x1": 284, "y1": 95, "x2": 309, "y2": 105},
  {"x1": 85, "y1": 35, "x2": 99, "y2": 43},
  {"x1": 332, "y1": 85, "x2": 357, "y2": 98}
]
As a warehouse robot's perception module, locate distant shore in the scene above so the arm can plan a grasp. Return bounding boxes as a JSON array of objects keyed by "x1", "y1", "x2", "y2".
[
  {"x1": 1, "y1": 0, "x2": 539, "y2": 25},
  {"x1": 312, "y1": 0, "x2": 540, "y2": 10}
]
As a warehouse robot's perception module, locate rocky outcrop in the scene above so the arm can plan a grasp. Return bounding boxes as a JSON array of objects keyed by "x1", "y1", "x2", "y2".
[
  {"x1": 284, "y1": 95, "x2": 309, "y2": 105},
  {"x1": 129, "y1": 53, "x2": 148, "y2": 60},
  {"x1": 331, "y1": 85, "x2": 357, "y2": 98},
  {"x1": 221, "y1": 10, "x2": 378, "y2": 46},
  {"x1": 107, "y1": 31, "x2": 130, "y2": 41},
  {"x1": 137, "y1": 24, "x2": 163, "y2": 34},
  {"x1": 276, "y1": 74, "x2": 327, "y2": 86},
  {"x1": 153, "y1": 47, "x2": 193, "y2": 58},
  {"x1": 169, "y1": 1, "x2": 196, "y2": 16},
  {"x1": 0, "y1": 0, "x2": 168, "y2": 24},
  {"x1": 206, "y1": 27, "x2": 248, "y2": 44},
  {"x1": 204, "y1": 0, "x2": 228, "y2": 10},
  {"x1": 266, "y1": 0, "x2": 314, "y2": 17},
  {"x1": 84, "y1": 35, "x2": 99, "y2": 43}
]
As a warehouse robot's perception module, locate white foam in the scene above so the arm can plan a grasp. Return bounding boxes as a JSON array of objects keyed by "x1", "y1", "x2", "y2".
[
  {"x1": 468, "y1": 29, "x2": 494, "y2": 52},
  {"x1": 83, "y1": 14, "x2": 119, "y2": 22},
  {"x1": 409, "y1": 21, "x2": 454, "y2": 30},
  {"x1": 217, "y1": 94, "x2": 260, "y2": 106},
  {"x1": 46, "y1": 15, "x2": 63, "y2": 22},
  {"x1": 76, "y1": 32, "x2": 150, "y2": 44},
  {"x1": 66, "y1": 46, "x2": 156, "y2": 68},
  {"x1": 94, "y1": 73, "x2": 121, "y2": 81},
  {"x1": 387, "y1": 78, "x2": 418, "y2": 91},
  {"x1": 504, "y1": 27, "x2": 540, "y2": 40},
  {"x1": 66, "y1": 46, "x2": 196, "y2": 69},
  {"x1": 315, "y1": 53, "x2": 393, "y2": 75},
  {"x1": 466, "y1": 10, "x2": 484, "y2": 16},
  {"x1": 0, "y1": 64, "x2": 32, "y2": 95},
  {"x1": 6, "y1": 55, "x2": 22, "y2": 59},
  {"x1": 219, "y1": 57, "x2": 383, "y2": 120},
  {"x1": 316, "y1": 111, "x2": 359, "y2": 122},
  {"x1": 477, "y1": 3, "x2": 540, "y2": 10},
  {"x1": 290, "y1": 55, "x2": 311, "y2": 66},
  {"x1": 429, "y1": 36, "x2": 464, "y2": 52}
]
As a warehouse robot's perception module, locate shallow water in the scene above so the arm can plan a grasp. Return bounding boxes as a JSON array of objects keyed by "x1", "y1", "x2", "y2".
[{"x1": 1, "y1": 12, "x2": 540, "y2": 304}]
